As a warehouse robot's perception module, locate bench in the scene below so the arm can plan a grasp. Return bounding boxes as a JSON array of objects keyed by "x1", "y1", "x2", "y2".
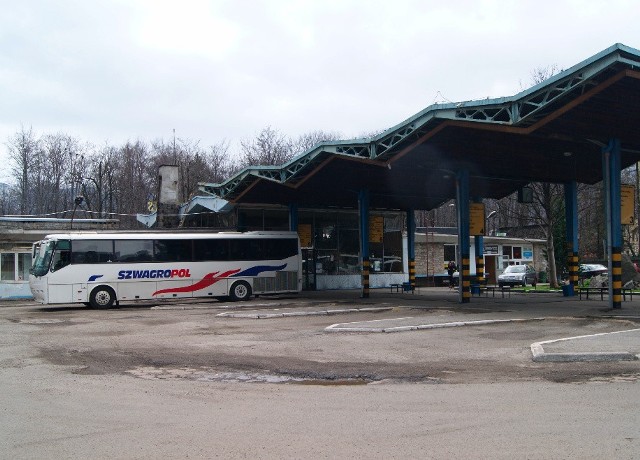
[
  {"x1": 468, "y1": 279, "x2": 510, "y2": 298},
  {"x1": 578, "y1": 287, "x2": 606, "y2": 300},
  {"x1": 578, "y1": 287, "x2": 635, "y2": 300},
  {"x1": 480, "y1": 286, "x2": 511, "y2": 299},
  {"x1": 390, "y1": 282, "x2": 415, "y2": 294}
]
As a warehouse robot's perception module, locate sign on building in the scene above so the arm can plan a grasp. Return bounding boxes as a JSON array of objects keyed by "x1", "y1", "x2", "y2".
[
  {"x1": 621, "y1": 184, "x2": 635, "y2": 225},
  {"x1": 369, "y1": 216, "x2": 384, "y2": 243},
  {"x1": 469, "y1": 203, "x2": 485, "y2": 236},
  {"x1": 484, "y1": 244, "x2": 499, "y2": 255},
  {"x1": 298, "y1": 224, "x2": 313, "y2": 248}
]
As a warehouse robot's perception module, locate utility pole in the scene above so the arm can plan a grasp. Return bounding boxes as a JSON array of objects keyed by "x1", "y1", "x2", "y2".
[{"x1": 173, "y1": 129, "x2": 177, "y2": 164}]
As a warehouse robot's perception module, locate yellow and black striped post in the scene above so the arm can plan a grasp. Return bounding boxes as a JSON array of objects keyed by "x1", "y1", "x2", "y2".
[
  {"x1": 475, "y1": 256, "x2": 484, "y2": 285},
  {"x1": 564, "y1": 180, "x2": 579, "y2": 296},
  {"x1": 567, "y1": 247, "x2": 579, "y2": 288},
  {"x1": 612, "y1": 248, "x2": 622, "y2": 308},
  {"x1": 359, "y1": 189, "x2": 370, "y2": 299},
  {"x1": 362, "y1": 257, "x2": 370, "y2": 298},
  {"x1": 409, "y1": 258, "x2": 416, "y2": 289},
  {"x1": 461, "y1": 256, "x2": 471, "y2": 302}
]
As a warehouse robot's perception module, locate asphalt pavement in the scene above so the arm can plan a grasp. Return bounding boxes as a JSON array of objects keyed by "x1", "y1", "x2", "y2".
[
  {"x1": 251, "y1": 286, "x2": 640, "y2": 362},
  {"x1": 3, "y1": 286, "x2": 640, "y2": 362}
]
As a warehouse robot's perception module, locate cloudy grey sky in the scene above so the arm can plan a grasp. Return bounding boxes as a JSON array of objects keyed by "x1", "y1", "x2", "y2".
[{"x1": 1, "y1": 0, "x2": 639, "y2": 181}]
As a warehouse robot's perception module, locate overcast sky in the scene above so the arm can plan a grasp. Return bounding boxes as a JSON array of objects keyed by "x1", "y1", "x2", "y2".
[{"x1": 1, "y1": 0, "x2": 639, "y2": 182}]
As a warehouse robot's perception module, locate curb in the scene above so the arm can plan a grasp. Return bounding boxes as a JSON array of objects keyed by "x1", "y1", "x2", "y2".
[
  {"x1": 325, "y1": 317, "x2": 544, "y2": 333},
  {"x1": 530, "y1": 328, "x2": 640, "y2": 362},
  {"x1": 217, "y1": 307, "x2": 393, "y2": 319}
]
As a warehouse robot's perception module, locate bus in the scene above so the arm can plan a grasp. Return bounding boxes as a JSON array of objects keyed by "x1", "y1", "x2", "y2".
[{"x1": 29, "y1": 231, "x2": 301, "y2": 308}]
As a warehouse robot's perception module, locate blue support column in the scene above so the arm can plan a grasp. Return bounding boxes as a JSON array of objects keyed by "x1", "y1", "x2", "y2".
[
  {"x1": 603, "y1": 139, "x2": 622, "y2": 309},
  {"x1": 564, "y1": 181, "x2": 578, "y2": 295},
  {"x1": 288, "y1": 203, "x2": 298, "y2": 232},
  {"x1": 359, "y1": 190, "x2": 370, "y2": 298},
  {"x1": 407, "y1": 209, "x2": 416, "y2": 289},
  {"x1": 456, "y1": 170, "x2": 471, "y2": 303}
]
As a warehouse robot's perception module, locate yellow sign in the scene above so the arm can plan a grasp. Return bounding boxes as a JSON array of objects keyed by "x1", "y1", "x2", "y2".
[
  {"x1": 621, "y1": 184, "x2": 635, "y2": 225},
  {"x1": 369, "y1": 216, "x2": 384, "y2": 243},
  {"x1": 469, "y1": 203, "x2": 485, "y2": 236},
  {"x1": 298, "y1": 224, "x2": 312, "y2": 248}
]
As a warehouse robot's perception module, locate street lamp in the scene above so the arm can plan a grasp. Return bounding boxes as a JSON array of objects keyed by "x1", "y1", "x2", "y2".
[
  {"x1": 70, "y1": 196, "x2": 84, "y2": 229},
  {"x1": 487, "y1": 210, "x2": 498, "y2": 236}
]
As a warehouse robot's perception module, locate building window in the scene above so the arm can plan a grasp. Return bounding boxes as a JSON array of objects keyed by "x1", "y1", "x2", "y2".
[
  {"x1": 315, "y1": 218, "x2": 337, "y2": 250},
  {"x1": 382, "y1": 229, "x2": 403, "y2": 272},
  {"x1": 1, "y1": 253, "x2": 15, "y2": 281},
  {"x1": 512, "y1": 246, "x2": 522, "y2": 259},
  {"x1": 338, "y1": 228, "x2": 359, "y2": 274},
  {"x1": 18, "y1": 253, "x2": 31, "y2": 281},
  {"x1": 444, "y1": 244, "x2": 457, "y2": 267},
  {"x1": 308, "y1": 211, "x2": 404, "y2": 275}
]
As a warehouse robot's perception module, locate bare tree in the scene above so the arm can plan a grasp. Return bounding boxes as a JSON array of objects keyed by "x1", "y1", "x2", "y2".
[
  {"x1": 293, "y1": 130, "x2": 342, "y2": 154},
  {"x1": 239, "y1": 126, "x2": 294, "y2": 167},
  {"x1": 530, "y1": 182, "x2": 563, "y2": 288},
  {"x1": 112, "y1": 141, "x2": 153, "y2": 224},
  {"x1": 7, "y1": 126, "x2": 39, "y2": 214},
  {"x1": 0, "y1": 183, "x2": 18, "y2": 215},
  {"x1": 204, "y1": 140, "x2": 232, "y2": 184},
  {"x1": 40, "y1": 133, "x2": 83, "y2": 213}
]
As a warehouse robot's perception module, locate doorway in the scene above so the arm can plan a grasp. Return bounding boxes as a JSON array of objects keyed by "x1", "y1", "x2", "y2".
[
  {"x1": 485, "y1": 255, "x2": 497, "y2": 284},
  {"x1": 302, "y1": 248, "x2": 316, "y2": 290}
]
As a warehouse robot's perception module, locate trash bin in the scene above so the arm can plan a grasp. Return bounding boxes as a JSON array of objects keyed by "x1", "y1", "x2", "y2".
[
  {"x1": 561, "y1": 284, "x2": 574, "y2": 296},
  {"x1": 471, "y1": 284, "x2": 480, "y2": 295}
]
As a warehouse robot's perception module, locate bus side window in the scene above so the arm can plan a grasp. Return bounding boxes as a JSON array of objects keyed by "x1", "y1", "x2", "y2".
[
  {"x1": 115, "y1": 240, "x2": 153, "y2": 262},
  {"x1": 71, "y1": 240, "x2": 114, "y2": 264},
  {"x1": 154, "y1": 240, "x2": 193, "y2": 262},
  {"x1": 194, "y1": 239, "x2": 229, "y2": 261},
  {"x1": 51, "y1": 250, "x2": 71, "y2": 272}
]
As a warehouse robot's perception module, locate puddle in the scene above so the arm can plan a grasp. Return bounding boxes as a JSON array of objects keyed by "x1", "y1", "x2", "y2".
[
  {"x1": 19, "y1": 318, "x2": 67, "y2": 324},
  {"x1": 126, "y1": 365, "x2": 372, "y2": 385},
  {"x1": 586, "y1": 373, "x2": 640, "y2": 383}
]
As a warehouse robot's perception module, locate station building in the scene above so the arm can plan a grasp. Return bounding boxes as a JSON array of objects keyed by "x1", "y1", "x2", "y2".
[
  {"x1": 182, "y1": 43, "x2": 640, "y2": 307},
  {"x1": 0, "y1": 217, "x2": 117, "y2": 299}
]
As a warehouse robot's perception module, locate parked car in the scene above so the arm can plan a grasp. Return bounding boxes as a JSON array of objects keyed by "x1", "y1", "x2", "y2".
[
  {"x1": 498, "y1": 265, "x2": 537, "y2": 287},
  {"x1": 578, "y1": 263, "x2": 608, "y2": 280}
]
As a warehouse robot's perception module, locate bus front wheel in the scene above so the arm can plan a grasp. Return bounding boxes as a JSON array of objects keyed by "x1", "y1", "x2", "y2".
[
  {"x1": 90, "y1": 286, "x2": 116, "y2": 309},
  {"x1": 229, "y1": 281, "x2": 251, "y2": 301}
]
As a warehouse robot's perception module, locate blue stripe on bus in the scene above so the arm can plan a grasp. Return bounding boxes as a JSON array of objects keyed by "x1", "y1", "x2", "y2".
[{"x1": 232, "y1": 264, "x2": 287, "y2": 277}]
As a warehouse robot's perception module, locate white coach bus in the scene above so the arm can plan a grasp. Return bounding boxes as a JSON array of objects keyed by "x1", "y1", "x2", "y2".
[{"x1": 29, "y1": 231, "x2": 301, "y2": 308}]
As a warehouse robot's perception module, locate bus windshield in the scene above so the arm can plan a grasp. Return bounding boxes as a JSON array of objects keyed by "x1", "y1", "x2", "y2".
[
  {"x1": 30, "y1": 240, "x2": 55, "y2": 277},
  {"x1": 30, "y1": 239, "x2": 71, "y2": 276}
]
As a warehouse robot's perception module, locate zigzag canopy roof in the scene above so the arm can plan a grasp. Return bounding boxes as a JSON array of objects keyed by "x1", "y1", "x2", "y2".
[{"x1": 199, "y1": 43, "x2": 640, "y2": 211}]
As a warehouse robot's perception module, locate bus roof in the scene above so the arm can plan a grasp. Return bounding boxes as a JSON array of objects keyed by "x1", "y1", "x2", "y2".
[{"x1": 37, "y1": 231, "x2": 299, "y2": 242}]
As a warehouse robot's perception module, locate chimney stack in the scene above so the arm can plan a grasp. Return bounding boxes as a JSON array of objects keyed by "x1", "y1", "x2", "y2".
[{"x1": 156, "y1": 165, "x2": 181, "y2": 228}]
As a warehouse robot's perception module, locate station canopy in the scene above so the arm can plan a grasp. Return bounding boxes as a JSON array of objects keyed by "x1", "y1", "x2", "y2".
[{"x1": 199, "y1": 44, "x2": 640, "y2": 211}]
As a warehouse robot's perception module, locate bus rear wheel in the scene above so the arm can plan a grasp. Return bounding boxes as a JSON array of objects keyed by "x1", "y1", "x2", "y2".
[
  {"x1": 90, "y1": 286, "x2": 116, "y2": 309},
  {"x1": 229, "y1": 281, "x2": 251, "y2": 301}
]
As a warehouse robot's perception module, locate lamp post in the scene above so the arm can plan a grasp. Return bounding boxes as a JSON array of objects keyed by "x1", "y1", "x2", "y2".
[
  {"x1": 487, "y1": 210, "x2": 498, "y2": 235},
  {"x1": 70, "y1": 196, "x2": 84, "y2": 229}
]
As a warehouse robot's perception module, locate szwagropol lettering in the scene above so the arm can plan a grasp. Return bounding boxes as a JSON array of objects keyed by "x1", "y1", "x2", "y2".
[{"x1": 117, "y1": 268, "x2": 191, "y2": 280}]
